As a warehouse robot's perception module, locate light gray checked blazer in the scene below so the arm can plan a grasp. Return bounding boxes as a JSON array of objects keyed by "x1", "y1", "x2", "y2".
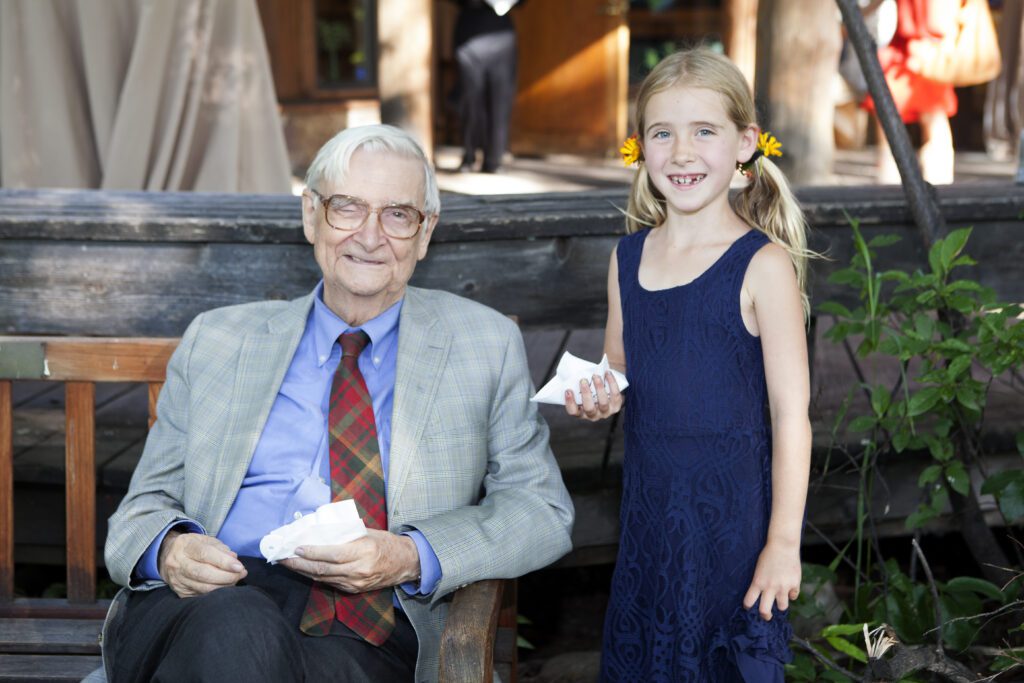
[{"x1": 103, "y1": 286, "x2": 575, "y2": 683}]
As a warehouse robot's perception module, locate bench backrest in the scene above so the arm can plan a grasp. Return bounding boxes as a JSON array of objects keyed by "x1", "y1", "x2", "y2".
[{"x1": 0, "y1": 337, "x2": 178, "y2": 605}]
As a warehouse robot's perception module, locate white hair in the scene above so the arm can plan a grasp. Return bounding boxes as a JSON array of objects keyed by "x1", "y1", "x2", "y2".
[{"x1": 304, "y1": 124, "x2": 440, "y2": 215}]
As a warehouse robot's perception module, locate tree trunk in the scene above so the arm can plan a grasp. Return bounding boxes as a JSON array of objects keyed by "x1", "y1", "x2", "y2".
[
  {"x1": 754, "y1": 0, "x2": 841, "y2": 185},
  {"x1": 724, "y1": 0, "x2": 758, "y2": 90}
]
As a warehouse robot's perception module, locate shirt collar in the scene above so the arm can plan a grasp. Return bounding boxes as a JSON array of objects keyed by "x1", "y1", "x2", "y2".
[{"x1": 311, "y1": 280, "x2": 403, "y2": 368}]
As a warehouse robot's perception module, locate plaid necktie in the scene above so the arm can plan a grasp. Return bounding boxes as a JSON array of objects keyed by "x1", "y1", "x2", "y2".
[{"x1": 300, "y1": 330, "x2": 395, "y2": 645}]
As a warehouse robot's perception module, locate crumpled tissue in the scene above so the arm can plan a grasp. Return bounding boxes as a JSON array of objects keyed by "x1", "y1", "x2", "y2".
[
  {"x1": 530, "y1": 351, "x2": 629, "y2": 405},
  {"x1": 259, "y1": 499, "x2": 367, "y2": 563}
]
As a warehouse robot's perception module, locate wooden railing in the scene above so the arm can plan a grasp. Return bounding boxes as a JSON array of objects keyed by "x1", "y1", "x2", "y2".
[{"x1": 0, "y1": 337, "x2": 177, "y2": 605}]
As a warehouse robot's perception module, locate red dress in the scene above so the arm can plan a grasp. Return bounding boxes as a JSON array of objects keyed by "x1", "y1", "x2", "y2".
[{"x1": 864, "y1": 0, "x2": 958, "y2": 123}]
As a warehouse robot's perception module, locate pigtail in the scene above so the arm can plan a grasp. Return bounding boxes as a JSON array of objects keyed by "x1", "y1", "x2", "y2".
[
  {"x1": 625, "y1": 163, "x2": 665, "y2": 234},
  {"x1": 733, "y1": 157, "x2": 815, "y2": 320}
]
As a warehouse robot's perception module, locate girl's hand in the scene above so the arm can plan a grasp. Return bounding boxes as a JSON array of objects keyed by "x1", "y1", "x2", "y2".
[
  {"x1": 742, "y1": 541, "x2": 801, "y2": 621},
  {"x1": 565, "y1": 372, "x2": 623, "y2": 421}
]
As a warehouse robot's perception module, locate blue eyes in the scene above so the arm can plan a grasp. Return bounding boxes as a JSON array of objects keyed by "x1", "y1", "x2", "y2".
[{"x1": 650, "y1": 128, "x2": 715, "y2": 140}]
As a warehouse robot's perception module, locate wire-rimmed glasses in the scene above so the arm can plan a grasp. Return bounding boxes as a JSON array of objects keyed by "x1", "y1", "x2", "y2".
[{"x1": 309, "y1": 189, "x2": 427, "y2": 240}]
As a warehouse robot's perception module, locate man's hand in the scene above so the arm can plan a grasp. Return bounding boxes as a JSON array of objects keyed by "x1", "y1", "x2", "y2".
[
  {"x1": 158, "y1": 531, "x2": 247, "y2": 598},
  {"x1": 281, "y1": 529, "x2": 420, "y2": 593}
]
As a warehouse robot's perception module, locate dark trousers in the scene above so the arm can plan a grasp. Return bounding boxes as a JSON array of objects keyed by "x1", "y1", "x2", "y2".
[
  {"x1": 108, "y1": 557, "x2": 418, "y2": 683},
  {"x1": 456, "y1": 30, "x2": 517, "y2": 171}
]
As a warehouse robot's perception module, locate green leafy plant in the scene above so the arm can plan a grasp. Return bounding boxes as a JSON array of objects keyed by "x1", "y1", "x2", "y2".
[{"x1": 787, "y1": 222, "x2": 1024, "y2": 681}]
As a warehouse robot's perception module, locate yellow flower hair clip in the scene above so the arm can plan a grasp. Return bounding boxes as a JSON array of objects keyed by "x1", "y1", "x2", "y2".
[
  {"x1": 619, "y1": 134, "x2": 641, "y2": 167},
  {"x1": 738, "y1": 131, "x2": 782, "y2": 177}
]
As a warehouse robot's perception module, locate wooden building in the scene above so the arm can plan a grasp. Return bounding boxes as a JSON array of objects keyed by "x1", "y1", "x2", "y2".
[{"x1": 255, "y1": 0, "x2": 771, "y2": 173}]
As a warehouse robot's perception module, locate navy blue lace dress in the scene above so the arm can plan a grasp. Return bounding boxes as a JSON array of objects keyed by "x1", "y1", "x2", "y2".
[{"x1": 601, "y1": 228, "x2": 793, "y2": 683}]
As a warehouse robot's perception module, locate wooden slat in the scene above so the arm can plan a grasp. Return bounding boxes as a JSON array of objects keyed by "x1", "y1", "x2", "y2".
[
  {"x1": 0, "y1": 599, "x2": 110, "y2": 620},
  {"x1": 0, "y1": 338, "x2": 177, "y2": 382},
  {"x1": 147, "y1": 382, "x2": 163, "y2": 429},
  {"x1": 0, "y1": 382, "x2": 12, "y2": 601},
  {"x1": 497, "y1": 578, "x2": 518, "y2": 683},
  {"x1": 0, "y1": 618, "x2": 101, "y2": 655},
  {"x1": 0, "y1": 654, "x2": 102, "y2": 681},
  {"x1": 64, "y1": 383, "x2": 95, "y2": 603},
  {"x1": 438, "y1": 579, "x2": 503, "y2": 683}
]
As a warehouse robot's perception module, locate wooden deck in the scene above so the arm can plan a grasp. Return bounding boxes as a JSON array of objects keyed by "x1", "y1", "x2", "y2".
[{"x1": 2, "y1": 184, "x2": 1023, "y2": 573}]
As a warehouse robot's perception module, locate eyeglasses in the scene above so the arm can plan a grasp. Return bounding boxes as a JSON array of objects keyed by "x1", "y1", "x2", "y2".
[{"x1": 309, "y1": 190, "x2": 427, "y2": 240}]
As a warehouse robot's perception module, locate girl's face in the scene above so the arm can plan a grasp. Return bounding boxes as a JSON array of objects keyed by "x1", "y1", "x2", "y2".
[{"x1": 641, "y1": 85, "x2": 757, "y2": 219}]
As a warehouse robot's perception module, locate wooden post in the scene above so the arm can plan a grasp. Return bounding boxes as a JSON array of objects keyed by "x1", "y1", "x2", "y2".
[
  {"x1": 0, "y1": 381, "x2": 13, "y2": 601},
  {"x1": 377, "y1": 0, "x2": 434, "y2": 158},
  {"x1": 755, "y1": 0, "x2": 841, "y2": 185},
  {"x1": 65, "y1": 382, "x2": 96, "y2": 603},
  {"x1": 148, "y1": 382, "x2": 163, "y2": 429},
  {"x1": 835, "y1": 0, "x2": 944, "y2": 247},
  {"x1": 724, "y1": 0, "x2": 758, "y2": 89}
]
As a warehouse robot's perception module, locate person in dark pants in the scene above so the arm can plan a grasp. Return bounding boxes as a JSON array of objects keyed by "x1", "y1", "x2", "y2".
[
  {"x1": 454, "y1": 0, "x2": 518, "y2": 173},
  {"x1": 97, "y1": 124, "x2": 574, "y2": 683}
]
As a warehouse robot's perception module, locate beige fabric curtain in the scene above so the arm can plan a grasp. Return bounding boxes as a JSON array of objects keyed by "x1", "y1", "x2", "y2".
[{"x1": 0, "y1": 0, "x2": 291, "y2": 192}]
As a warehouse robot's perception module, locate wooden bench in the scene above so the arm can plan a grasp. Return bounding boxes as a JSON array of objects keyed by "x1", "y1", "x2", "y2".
[{"x1": 0, "y1": 336, "x2": 517, "y2": 682}]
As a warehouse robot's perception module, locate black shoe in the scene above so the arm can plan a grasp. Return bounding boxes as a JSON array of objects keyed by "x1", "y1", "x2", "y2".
[{"x1": 458, "y1": 162, "x2": 474, "y2": 173}]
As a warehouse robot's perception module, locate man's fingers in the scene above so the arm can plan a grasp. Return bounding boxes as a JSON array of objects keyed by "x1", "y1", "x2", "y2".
[{"x1": 186, "y1": 537, "x2": 245, "y2": 573}]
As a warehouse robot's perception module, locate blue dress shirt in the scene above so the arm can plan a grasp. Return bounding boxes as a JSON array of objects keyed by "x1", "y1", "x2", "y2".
[{"x1": 136, "y1": 282, "x2": 442, "y2": 597}]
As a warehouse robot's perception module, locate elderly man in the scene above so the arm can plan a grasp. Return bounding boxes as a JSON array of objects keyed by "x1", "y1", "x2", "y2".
[{"x1": 100, "y1": 124, "x2": 574, "y2": 682}]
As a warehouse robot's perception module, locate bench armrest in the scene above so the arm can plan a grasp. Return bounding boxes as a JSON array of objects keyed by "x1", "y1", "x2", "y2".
[{"x1": 438, "y1": 579, "x2": 506, "y2": 683}]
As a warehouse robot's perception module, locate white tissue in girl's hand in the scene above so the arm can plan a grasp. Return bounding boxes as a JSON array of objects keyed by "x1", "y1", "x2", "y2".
[
  {"x1": 529, "y1": 351, "x2": 629, "y2": 405},
  {"x1": 259, "y1": 499, "x2": 367, "y2": 563}
]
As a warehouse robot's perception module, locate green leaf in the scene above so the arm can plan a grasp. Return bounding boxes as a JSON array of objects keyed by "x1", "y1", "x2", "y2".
[
  {"x1": 848, "y1": 415, "x2": 877, "y2": 433},
  {"x1": 945, "y1": 576, "x2": 1005, "y2": 603},
  {"x1": 918, "y1": 464, "x2": 942, "y2": 487},
  {"x1": 927, "y1": 437, "x2": 954, "y2": 463},
  {"x1": 870, "y1": 385, "x2": 891, "y2": 417},
  {"x1": 913, "y1": 314, "x2": 935, "y2": 340},
  {"x1": 955, "y1": 386, "x2": 980, "y2": 412},
  {"x1": 944, "y1": 279, "x2": 984, "y2": 293},
  {"x1": 817, "y1": 301, "x2": 853, "y2": 318},
  {"x1": 945, "y1": 461, "x2": 970, "y2": 496},
  {"x1": 936, "y1": 338, "x2": 973, "y2": 354},
  {"x1": 868, "y1": 234, "x2": 901, "y2": 248},
  {"x1": 829, "y1": 268, "x2": 864, "y2": 287},
  {"x1": 940, "y1": 227, "x2": 972, "y2": 271},
  {"x1": 946, "y1": 355, "x2": 971, "y2": 379},
  {"x1": 893, "y1": 429, "x2": 910, "y2": 453},
  {"x1": 906, "y1": 506, "x2": 937, "y2": 530},
  {"x1": 928, "y1": 241, "x2": 944, "y2": 277},
  {"x1": 820, "y1": 623, "x2": 867, "y2": 637},
  {"x1": 825, "y1": 636, "x2": 868, "y2": 663},
  {"x1": 907, "y1": 387, "x2": 941, "y2": 417}
]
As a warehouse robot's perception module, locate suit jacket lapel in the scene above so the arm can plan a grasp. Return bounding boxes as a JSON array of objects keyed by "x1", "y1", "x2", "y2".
[
  {"x1": 205, "y1": 294, "x2": 314, "y2": 534},
  {"x1": 388, "y1": 288, "x2": 450, "y2": 518}
]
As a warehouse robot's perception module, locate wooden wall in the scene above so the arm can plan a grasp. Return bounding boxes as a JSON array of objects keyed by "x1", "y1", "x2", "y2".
[{"x1": 1, "y1": 184, "x2": 1022, "y2": 337}]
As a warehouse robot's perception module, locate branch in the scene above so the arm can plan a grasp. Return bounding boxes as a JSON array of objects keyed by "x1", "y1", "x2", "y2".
[
  {"x1": 834, "y1": 0, "x2": 945, "y2": 248},
  {"x1": 791, "y1": 635, "x2": 862, "y2": 681},
  {"x1": 912, "y1": 537, "x2": 945, "y2": 654}
]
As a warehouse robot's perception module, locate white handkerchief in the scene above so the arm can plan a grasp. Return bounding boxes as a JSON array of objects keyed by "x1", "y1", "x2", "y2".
[
  {"x1": 530, "y1": 351, "x2": 629, "y2": 405},
  {"x1": 259, "y1": 499, "x2": 367, "y2": 563}
]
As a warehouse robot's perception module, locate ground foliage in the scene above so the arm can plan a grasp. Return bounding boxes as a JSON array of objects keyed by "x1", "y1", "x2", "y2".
[{"x1": 788, "y1": 223, "x2": 1024, "y2": 681}]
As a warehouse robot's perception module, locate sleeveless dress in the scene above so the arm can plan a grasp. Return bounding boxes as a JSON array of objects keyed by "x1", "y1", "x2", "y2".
[{"x1": 601, "y1": 228, "x2": 793, "y2": 683}]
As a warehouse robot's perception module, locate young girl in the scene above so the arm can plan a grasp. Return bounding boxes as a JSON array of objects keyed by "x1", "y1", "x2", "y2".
[{"x1": 565, "y1": 48, "x2": 812, "y2": 682}]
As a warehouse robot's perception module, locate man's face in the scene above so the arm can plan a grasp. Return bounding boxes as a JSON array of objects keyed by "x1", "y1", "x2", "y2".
[{"x1": 302, "y1": 149, "x2": 437, "y2": 318}]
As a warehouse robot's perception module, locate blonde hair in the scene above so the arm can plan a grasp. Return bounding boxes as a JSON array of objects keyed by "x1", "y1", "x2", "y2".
[{"x1": 626, "y1": 48, "x2": 814, "y2": 318}]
